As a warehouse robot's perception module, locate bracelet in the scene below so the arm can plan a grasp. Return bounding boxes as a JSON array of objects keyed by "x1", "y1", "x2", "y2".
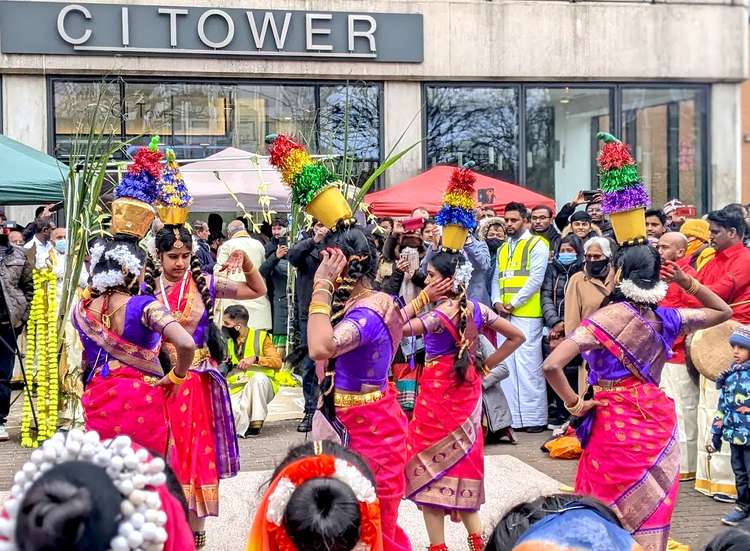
[
  {"x1": 168, "y1": 370, "x2": 187, "y2": 385},
  {"x1": 410, "y1": 297, "x2": 426, "y2": 313},
  {"x1": 686, "y1": 277, "x2": 700, "y2": 296},
  {"x1": 309, "y1": 302, "x2": 332, "y2": 316},
  {"x1": 312, "y1": 288, "x2": 333, "y2": 300},
  {"x1": 244, "y1": 264, "x2": 257, "y2": 276},
  {"x1": 418, "y1": 289, "x2": 430, "y2": 305},
  {"x1": 564, "y1": 396, "x2": 585, "y2": 417},
  {"x1": 314, "y1": 279, "x2": 335, "y2": 291}
]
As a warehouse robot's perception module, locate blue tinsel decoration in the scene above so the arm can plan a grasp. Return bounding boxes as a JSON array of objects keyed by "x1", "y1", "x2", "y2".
[
  {"x1": 435, "y1": 205, "x2": 478, "y2": 231},
  {"x1": 115, "y1": 171, "x2": 159, "y2": 204}
]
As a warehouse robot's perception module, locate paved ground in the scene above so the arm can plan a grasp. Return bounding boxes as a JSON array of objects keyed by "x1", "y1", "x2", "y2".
[{"x1": 0, "y1": 391, "x2": 734, "y2": 549}]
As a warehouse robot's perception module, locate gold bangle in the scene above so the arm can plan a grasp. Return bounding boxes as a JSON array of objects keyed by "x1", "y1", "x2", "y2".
[
  {"x1": 312, "y1": 288, "x2": 333, "y2": 300},
  {"x1": 309, "y1": 303, "x2": 332, "y2": 316},
  {"x1": 314, "y1": 279, "x2": 335, "y2": 291},
  {"x1": 418, "y1": 289, "x2": 430, "y2": 304},
  {"x1": 564, "y1": 396, "x2": 585, "y2": 417},
  {"x1": 168, "y1": 370, "x2": 187, "y2": 385}
]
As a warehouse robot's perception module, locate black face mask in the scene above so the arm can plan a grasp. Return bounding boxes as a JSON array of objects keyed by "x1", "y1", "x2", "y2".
[
  {"x1": 485, "y1": 238, "x2": 504, "y2": 255},
  {"x1": 222, "y1": 326, "x2": 240, "y2": 340},
  {"x1": 586, "y1": 259, "x2": 610, "y2": 278}
]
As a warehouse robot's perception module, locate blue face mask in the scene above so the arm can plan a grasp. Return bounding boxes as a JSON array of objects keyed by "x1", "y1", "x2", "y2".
[
  {"x1": 557, "y1": 252, "x2": 577, "y2": 266},
  {"x1": 55, "y1": 239, "x2": 67, "y2": 254}
]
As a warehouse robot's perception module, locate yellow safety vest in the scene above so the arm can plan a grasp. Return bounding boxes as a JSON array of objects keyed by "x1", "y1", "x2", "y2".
[
  {"x1": 226, "y1": 330, "x2": 279, "y2": 394},
  {"x1": 497, "y1": 235, "x2": 544, "y2": 318}
]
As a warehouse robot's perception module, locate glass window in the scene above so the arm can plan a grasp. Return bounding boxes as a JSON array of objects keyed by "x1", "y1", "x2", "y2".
[
  {"x1": 52, "y1": 80, "x2": 120, "y2": 157},
  {"x1": 125, "y1": 83, "x2": 234, "y2": 159},
  {"x1": 425, "y1": 86, "x2": 519, "y2": 183},
  {"x1": 525, "y1": 87, "x2": 611, "y2": 203},
  {"x1": 319, "y1": 83, "x2": 381, "y2": 186},
  {"x1": 622, "y1": 88, "x2": 706, "y2": 209}
]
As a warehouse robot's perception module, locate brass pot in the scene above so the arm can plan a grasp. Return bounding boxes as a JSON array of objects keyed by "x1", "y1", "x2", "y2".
[
  {"x1": 157, "y1": 205, "x2": 190, "y2": 226},
  {"x1": 111, "y1": 198, "x2": 156, "y2": 239}
]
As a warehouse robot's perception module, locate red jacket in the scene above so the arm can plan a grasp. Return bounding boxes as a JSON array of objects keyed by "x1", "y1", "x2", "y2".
[
  {"x1": 660, "y1": 256, "x2": 700, "y2": 364},
  {"x1": 698, "y1": 242, "x2": 750, "y2": 324}
]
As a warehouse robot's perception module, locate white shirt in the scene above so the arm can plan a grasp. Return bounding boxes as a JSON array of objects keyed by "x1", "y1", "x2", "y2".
[
  {"x1": 24, "y1": 236, "x2": 53, "y2": 270},
  {"x1": 491, "y1": 229, "x2": 549, "y2": 310}
]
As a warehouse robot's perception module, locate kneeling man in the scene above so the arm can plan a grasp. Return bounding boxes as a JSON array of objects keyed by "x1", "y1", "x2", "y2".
[{"x1": 223, "y1": 305, "x2": 282, "y2": 437}]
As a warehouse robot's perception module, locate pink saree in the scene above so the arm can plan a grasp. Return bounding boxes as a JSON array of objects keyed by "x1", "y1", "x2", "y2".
[{"x1": 73, "y1": 296, "x2": 175, "y2": 456}]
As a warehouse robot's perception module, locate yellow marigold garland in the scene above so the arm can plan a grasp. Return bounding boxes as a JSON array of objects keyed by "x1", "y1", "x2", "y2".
[{"x1": 21, "y1": 269, "x2": 59, "y2": 448}]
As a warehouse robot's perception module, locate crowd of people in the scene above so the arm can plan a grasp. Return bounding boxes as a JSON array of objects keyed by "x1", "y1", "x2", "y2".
[{"x1": 1, "y1": 129, "x2": 750, "y2": 551}]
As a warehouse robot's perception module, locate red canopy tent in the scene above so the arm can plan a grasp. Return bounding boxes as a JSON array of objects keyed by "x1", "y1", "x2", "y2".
[{"x1": 365, "y1": 166, "x2": 556, "y2": 217}]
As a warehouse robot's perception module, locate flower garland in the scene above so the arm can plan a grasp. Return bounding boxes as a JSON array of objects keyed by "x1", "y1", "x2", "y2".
[{"x1": 21, "y1": 268, "x2": 59, "y2": 448}]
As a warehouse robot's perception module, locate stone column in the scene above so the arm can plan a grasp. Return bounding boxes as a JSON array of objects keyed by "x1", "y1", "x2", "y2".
[
  {"x1": 710, "y1": 83, "x2": 742, "y2": 208},
  {"x1": 382, "y1": 81, "x2": 423, "y2": 188}
]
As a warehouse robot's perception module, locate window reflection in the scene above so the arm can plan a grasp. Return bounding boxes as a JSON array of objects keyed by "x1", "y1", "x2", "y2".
[
  {"x1": 525, "y1": 88, "x2": 611, "y2": 203},
  {"x1": 425, "y1": 86, "x2": 518, "y2": 183},
  {"x1": 622, "y1": 88, "x2": 706, "y2": 209},
  {"x1": 53, "y1": 81, "x2": 120, "y2": 157}
]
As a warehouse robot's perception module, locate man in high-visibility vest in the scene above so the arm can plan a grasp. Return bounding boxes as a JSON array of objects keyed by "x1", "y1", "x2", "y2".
[
  {"x1": 491, "y1": 202, "x2": 550, "y2": 432},
  {"x1": 222, "y1": 305, "x2": 282, "y2": 437}
]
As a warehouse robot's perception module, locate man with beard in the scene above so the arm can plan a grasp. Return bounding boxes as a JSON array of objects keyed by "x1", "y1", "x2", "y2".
[
  {"x1": 491, "y1": 202, "x2": 550, "y2": 432},
  {"x1": 657, "y1": 232, "x2": 701, "y2": 481}
]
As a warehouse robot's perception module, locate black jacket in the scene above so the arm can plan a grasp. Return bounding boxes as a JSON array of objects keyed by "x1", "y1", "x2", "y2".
[
  {"x1": 196, "y1": 239, "x2": 215, "y2": 273},
  {"x1": 260, "y1": 239, "x2": 289, "y2": 336},
  {"x1": 288, "y1": 235, "x2": 323, "y2": 323},
  {"x1": 541, "y1": 237, "x2": 584, "y2": 330}
]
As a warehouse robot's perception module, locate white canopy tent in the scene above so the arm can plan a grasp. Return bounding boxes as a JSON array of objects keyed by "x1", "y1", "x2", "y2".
[{"x1": 180, "y1": 147, "x2": 290, "y2": 212}]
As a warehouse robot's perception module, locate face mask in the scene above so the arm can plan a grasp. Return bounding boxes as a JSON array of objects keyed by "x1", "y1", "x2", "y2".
[
  {"x1": 586, "y1": 259, "x2": 609, "y2": 278},
  {"x1": 557, "y1": 252, "x2": 578, "y2": 266},
  {"x1": 485, "y1": 238, "x2": 504, "y2": 255},
  {"x1": 55, "y1": 239, "x2": 67, "y2": 254},
  {"x1": 222, "y1": 326, "x2": 240, "y2": 340}
]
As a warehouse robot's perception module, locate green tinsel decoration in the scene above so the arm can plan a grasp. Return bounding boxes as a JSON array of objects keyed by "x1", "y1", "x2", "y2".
[
  {"x1": 293, "y1": 164, "x2": 336, "y2": 206},
  {"x1": 599, "y1": 165, "x2": 642, "y2": 192}
]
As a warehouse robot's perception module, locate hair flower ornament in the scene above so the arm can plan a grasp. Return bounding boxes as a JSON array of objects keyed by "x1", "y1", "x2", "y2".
[{"x1": 453, "y1": 261, "x2": 474, "y2": 293}]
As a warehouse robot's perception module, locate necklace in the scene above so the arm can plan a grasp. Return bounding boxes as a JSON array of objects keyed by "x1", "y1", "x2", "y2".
[
  {"x1": 347, "y1": 288, "x2": 373, "y2": 305},
  {"x1": 159, "y1": 272, "x2": 189, "y2": 319}
]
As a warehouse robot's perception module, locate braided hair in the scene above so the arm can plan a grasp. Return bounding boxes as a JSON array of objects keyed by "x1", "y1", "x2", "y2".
[
  {"x1": 429, "y1": 251, "x2": 479, "y2": 382},
  {"x1": 319, "y1": 224, "x2": 379, "y2": 433},
  {"x1": 149, "y1": 225, "x2": 224, "y2": 363}
]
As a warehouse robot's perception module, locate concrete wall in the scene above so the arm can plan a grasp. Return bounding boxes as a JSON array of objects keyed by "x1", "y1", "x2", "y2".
[{"x1": 711, "y1": 84, "x2": 742, "y2": 208}]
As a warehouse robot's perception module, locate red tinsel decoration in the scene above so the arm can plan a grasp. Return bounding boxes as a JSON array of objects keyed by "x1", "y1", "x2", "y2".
[
  {"x1": 128, "y1": 146, "x2": 164, "y2": 180},
  {"x1": 446, "y1": 167, "x2": 477, "y2": 194},
  {"x1": 597, "y1": 142, "x2": 635, "y2": 171},
  {"x1": 268, "y1": 134, "x2": 305, "y2": 168}
]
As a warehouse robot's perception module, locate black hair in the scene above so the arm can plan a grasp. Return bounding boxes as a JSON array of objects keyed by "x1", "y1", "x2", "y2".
[
  {"x1": 485, "y1": 494, "x2": 622, "y2": 550},
  {"x1": 605, "y1": 244, "x2": 661, "y2": 309},
  {"x1": 504, "y1": 202, "x2": 529, "y2": 220},
  {"x1": 35, "y1": 218, "x2": 54, "y2": 233},
  {"x1": 554, "y1": 234, "x2": 585, "y2": 261},
  {"x1": 645, "y1": 208, "x2": 667, "y2": 226},
  {"x1": 271, "y1": 216, "x2": 288, "y2": 228},
  {"x1": 16, "y1": 461, "x2": 121, "y2": 551},
  {"x1": 705, "y1": 519, "x2": 750, "y2": 550},
  {"x1": 145, "y1": 225, "x2": 223, "y2": 363},
  {"x1": 379, "y1": 217, "x2": 394, "y2": 225},
  {"x1": 271, "y1": 441, "x2": 375, "y2": 551},
  {"x1": 224, "y1": 304, "x2": 250, "y2": 324},
  {"x1": 709, "y1": 205, "x2": 747, "y2": 239},
  {"x1": 531, "y1": 205, "x2": 553, "y2": 217},
  {"x1": 569, "y1": 210, "x2": 591, "y2": 224},
  {"x1": 88, "y1": 235, "x2": 145, "y2": 299},
  {"x1": 318, "y1": 223, "x2": 379, "y2": 433},
  {"x1": 428, "y1": 251, "x2": 479, "y2": 382}
]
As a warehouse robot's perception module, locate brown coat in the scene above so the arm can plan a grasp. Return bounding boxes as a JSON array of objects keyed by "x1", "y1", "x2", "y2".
[{"x1": 563, "y1": 268, "x2": 616, "y2": 336}]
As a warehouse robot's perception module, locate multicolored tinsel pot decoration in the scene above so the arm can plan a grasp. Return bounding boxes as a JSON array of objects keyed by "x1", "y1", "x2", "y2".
[
  {"x1": 266, "y1": 133, "x2": 352, "y2": 229},
  {"x1": 156, "y1": 148, "x2": 192, "y2": 225},
  {"x1": 436, "y1": 165, "x2": 478, "y2": 252},
  {"x1": 21, "y1": 269, "x2": 59, "y2": 448},
  {"x1": 596, "y1": 132, "x2": 650, "y2": 215},
  {"x1": 115, "y1": 135, "x2": 163, "y2": 204}
]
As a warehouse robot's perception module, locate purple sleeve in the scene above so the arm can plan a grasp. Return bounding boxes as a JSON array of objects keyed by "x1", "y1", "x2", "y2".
[
  {"x1": 333, "y1": 307, "x2": 384, "y2": 356},
  {"x1": 478, "y1": 303, "x2": 500, "y2": 328},
  {"x1": 418, "y1": 311, "x2": 443, "y2": 333},
  {"x1": 678, "y1": 308, "x2": 709, "y2": 335},
  {"x1": 567, "y1": 325, "x2": 600, "y2": 352}
]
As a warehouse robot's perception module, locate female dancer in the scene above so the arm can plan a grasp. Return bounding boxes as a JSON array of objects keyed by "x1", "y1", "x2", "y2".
[
  {"x1": 307, "y1": 227, "x2": 451, "y2": 551},
  {"x1": 73, "y1": 235, "x2": 195, "y2": 456},
  {"x1": 544, "y1": 245, "x2": 731, "y2": 550},
  {"x1": 145, "y1": 225, "x2": 266, "y2": 548},
  {"x1": 403, "y1": 251, "x2": 525, "y2": 551}
]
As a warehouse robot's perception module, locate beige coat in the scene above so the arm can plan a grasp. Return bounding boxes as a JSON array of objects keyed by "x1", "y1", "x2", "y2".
[{"x1": 563, "y1": 269, "x2": 616, "y2": 336}]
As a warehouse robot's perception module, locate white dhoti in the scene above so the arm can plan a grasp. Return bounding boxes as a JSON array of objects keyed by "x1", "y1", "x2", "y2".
[
  {"x1": 229, "y1": 373, "x2": 275, "y2": 436},
  {"x1": 659, "y1": 362, "x2": 699, "y2": 479},
  {"x1": 695, "y1": 374, "x2": 736, "y2": 498},
  {"x1": 498, "y1": 316, "x2": 547, "y2": 428}
]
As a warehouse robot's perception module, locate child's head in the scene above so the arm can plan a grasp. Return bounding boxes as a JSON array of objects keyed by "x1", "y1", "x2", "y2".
[{"x1": 730, "y1": 325, "x2": 750, "y2": 365}]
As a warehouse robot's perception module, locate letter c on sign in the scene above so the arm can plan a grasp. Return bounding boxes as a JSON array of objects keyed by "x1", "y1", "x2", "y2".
[
  {"x1": 57, "y1": 4, "x2": 93, "y2": 45},
  {"x1": 197, "y1": 9, "x2": 235, "y2": 49}
]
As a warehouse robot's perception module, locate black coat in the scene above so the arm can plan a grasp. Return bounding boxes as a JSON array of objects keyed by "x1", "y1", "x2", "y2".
[
  {"x1": 287, "y1": 235, "x2": 323, "y2": 323},
  {"x1": 541, "y1": 238, "x2": 584, "y2": 330},
  {"x1": 260, "y1": 240, "x2": 289, "y2": 336}
]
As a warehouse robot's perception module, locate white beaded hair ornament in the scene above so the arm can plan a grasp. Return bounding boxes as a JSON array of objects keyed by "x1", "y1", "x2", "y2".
[{"x1": 0, "y1": 429, "x2": 169, "y2": 551}]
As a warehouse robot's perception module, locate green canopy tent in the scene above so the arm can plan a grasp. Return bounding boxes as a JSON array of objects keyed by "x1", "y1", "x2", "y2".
[{"x1": 0, "y1": 135, "x2": 67, "y2": 205}]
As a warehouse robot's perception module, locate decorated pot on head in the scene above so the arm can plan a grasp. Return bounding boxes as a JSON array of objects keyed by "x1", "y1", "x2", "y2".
[
  {"x1": 596, "y1": 132, "x2": 650, "y2": 246},
  {"x1": 436, "y1": 163, "x2": 478, "y2": 253},
  {"x1": 266, "y1": 133, "x2": 353, "y2": 230},
  {"x1": 111, "y1": 135, "x2": 162, "y2": 239},
  {"x1": 156, "y1": 148, "x2": 192, "y2": 225}
]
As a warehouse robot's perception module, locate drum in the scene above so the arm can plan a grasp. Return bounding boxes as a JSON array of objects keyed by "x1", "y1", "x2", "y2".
[{"x1": 686, "y1": 319, "x2": 741, "y2": 381}]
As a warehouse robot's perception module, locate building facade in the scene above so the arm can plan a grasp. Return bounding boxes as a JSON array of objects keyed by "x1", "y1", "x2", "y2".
[{"x1": 1, "y1": 0, "x2": 747, "y2": 217}]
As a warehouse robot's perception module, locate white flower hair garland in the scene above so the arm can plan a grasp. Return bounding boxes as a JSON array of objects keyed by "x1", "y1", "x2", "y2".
[
  {"x1": 0, "y1": 430, "x2": 169, "y2": 551},
  {"x1": 105, "y1": 245, "x2": 143, "y2": 278},
  {"x1": 90, "y1": 242, "x2": 106, "y2": 268},
  {"x1": 91, "y1": 270, "x2": 127, "y2": 292},
  {"x1": 618, "y1": 279, "x2": 668, "y2": 305},
  {"x1": 453, "y1": 261, "x2": 474, "y2": 293}
]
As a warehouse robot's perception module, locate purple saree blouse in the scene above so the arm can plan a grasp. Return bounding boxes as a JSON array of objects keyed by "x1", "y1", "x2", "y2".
[
  {"x1": 331, "y1": 292, "x2": 403, "y2": 392},
  {"x1": 73, "y1": 295, "x2": 175, "y2": 380},
  {"x1": 419, "y1": 301, "x2": 498, "y2": 360},
  {"x1": 568, "y1": 302, "x2": 708, "y2": 386}
]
